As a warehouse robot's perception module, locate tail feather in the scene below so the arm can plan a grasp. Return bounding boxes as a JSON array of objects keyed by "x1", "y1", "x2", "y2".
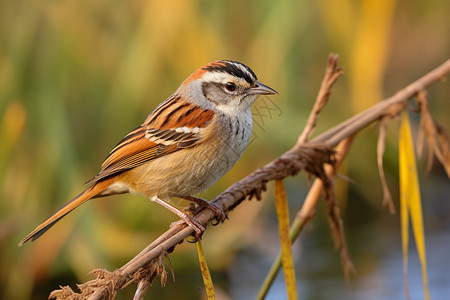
[{"x1": 18, "y1": 179, "x2": 112, "y2": 246}]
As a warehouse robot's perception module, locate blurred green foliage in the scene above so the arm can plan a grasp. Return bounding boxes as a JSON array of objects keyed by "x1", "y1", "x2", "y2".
[{"x1": 1, "y1": 0, "x2": 449, "y2": 299}]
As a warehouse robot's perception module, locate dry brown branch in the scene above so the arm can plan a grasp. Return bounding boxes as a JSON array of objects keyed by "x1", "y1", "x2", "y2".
[
  {"x1": 312, "y1": 59, "x2": 449, "y2": 147},
  {"x1": 49, "y1": 56, "x2": 450, "y2": 299}
]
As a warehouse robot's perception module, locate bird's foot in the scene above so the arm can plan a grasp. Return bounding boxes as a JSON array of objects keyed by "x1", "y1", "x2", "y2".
[
  {"x1": 170, "y1": 214, "x2": 205, "y2": 238},
  {"x1": 181, "y1": 196, "x2": 227, "y2": 224}
]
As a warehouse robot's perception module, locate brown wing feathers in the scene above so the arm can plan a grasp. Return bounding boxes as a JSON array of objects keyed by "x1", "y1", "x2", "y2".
[
  {"x1": 19, "y1": 98, "x2": 215, "y2": 245},
  {"x1": 88, "y1": 99, "x2": 215, "y2": 183}
]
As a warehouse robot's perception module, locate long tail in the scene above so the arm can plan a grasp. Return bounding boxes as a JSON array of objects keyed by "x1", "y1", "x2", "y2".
[{"x1": 18, "y1": 178, "x2": 113, "y2": 246}]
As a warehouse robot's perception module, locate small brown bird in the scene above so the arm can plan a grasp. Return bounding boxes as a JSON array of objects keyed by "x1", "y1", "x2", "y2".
[{"x1": 19, "y1": 60, "x2": 277, "y2": 246}]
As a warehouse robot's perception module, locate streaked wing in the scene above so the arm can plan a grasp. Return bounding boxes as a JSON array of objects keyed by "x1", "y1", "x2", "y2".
[{"x1": 86, "y1": 96, "x2": 215, "y2": 184}]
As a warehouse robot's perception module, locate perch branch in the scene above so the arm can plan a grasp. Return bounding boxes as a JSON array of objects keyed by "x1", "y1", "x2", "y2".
[{"x1": 49, "y1": 57, "x2": 450, "y2": 299}]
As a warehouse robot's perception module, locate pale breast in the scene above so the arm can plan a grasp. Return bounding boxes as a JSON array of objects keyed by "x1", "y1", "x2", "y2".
[{"x1": 119, "y1": 111, "x2": 253, "y2": 198}]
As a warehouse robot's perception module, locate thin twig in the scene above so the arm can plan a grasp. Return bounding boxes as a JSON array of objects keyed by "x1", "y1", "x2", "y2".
[{"x1": 298, "y1": 53, "x2": 344, "y2": 144}]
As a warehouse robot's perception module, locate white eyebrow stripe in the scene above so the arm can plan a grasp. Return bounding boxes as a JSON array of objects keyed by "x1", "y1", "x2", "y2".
[
  {"x1": 201, "y1": 71, "x2": 233, "y2": 84},
  {"x1": 201, "y1": 71, "x2": 250, "y2": 87}
]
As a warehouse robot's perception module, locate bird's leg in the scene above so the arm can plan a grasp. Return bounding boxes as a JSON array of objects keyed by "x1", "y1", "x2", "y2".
[
  {"x1": 151, "y1": 196, "x2": 205, "y2": 237},
  {"x1": 181, "y1": 196, "x2": 227, "y2": 223}
]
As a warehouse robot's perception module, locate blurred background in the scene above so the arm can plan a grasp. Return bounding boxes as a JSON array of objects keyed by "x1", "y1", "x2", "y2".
[{"x1": 1, "y1": 0, "x2": 449, "y2": 299}]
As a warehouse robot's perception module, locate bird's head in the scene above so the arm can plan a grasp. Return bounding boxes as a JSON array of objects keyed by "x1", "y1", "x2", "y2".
[{"x1": 179, "y1": 60, "x2": 277, "y2": 115}]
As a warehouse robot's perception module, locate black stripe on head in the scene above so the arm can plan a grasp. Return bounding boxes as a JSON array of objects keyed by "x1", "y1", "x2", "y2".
[{"x1": 202, "y1": 61, "x2": 257, "y2": 84}]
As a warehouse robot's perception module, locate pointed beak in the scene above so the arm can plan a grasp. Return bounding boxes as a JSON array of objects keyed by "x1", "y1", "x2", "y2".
[{"x1": 247, "y1": 81, "x2": 278, "y2": 96}]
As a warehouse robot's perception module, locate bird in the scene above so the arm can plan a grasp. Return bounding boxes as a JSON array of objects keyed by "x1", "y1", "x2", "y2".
[{"x1": 18, "y1": 60, "x2": 277, "y2": 246}]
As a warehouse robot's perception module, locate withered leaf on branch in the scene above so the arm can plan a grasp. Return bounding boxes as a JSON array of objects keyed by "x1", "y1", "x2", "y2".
[
  {"x1": 377, "y1": 117, "x2": 396, "y2": 214},
  {"x1": 416, "y1": 90, "x2": 450, "y2": 177}
]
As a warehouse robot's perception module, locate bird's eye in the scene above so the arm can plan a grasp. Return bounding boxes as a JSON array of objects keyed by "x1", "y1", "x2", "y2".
[{"x1": 224, "y1": 82, "x2": 237, "y2": 92}]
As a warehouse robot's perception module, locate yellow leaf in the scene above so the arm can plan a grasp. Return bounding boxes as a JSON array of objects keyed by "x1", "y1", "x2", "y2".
[
  {"x1": 274, "y1": 180, "x2": 298, "y2": 300},
  {"x1": 196, "y1": 240, "x2": 215, "y2": 300},
  {"x1": 399, "y1": 111, "x2": 430, "y2": 300}
]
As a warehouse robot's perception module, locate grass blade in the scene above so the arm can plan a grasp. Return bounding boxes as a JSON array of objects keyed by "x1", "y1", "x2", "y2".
[
  {"x1": 196, "y1": 240, "x2": 215, "y2": 300},
  {"x1": 399, "y1": 111, "x2": 430, "y2": 300},
  {"x1": 274, "y1": 180, "x2": 298, "y2": 300}
]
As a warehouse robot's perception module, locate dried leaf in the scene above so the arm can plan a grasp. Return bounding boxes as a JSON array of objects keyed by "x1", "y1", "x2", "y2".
[
  {"x1": 377, "y1": 117, "x2": 395, "y2": 213},
  {"x1": 296, "y1": 144, "x2": 355, "y2": 280},
  {"x1": 322, "y1": 176, "x2": 355, "y2": 281},
  {"x1": 435, "y1": 122, "x2": 450, "y2": 175},
  {"x1": 417, "y1": 90, "x2": 450, "y2": 177}
]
